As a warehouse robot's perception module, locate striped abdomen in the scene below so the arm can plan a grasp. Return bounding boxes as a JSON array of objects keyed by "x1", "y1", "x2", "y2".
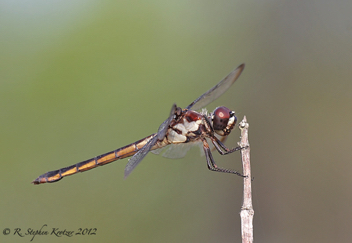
[{"x1": 32, "y1": 134, "x2": 159, "y2": 185}]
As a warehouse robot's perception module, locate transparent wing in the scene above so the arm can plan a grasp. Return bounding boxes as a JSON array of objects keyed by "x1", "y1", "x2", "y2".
[
  {"x1": 150, "y1": 136, "x2": 226, "y2": 159},
  {"x1": 124, "y1": 134, "x2": 158, "y2": 178},
  {"x1": 157, "y1": 104, "x2": 177, "y2": 140},
  {"x1": 151, "y1": 142, "x2": 201, "y2": 159},
  {"x1": 186, "y1": 64, "x2": 245, "y2": 111},
  {"x1": 124, "y1": 104, "x2": 177, "y2": 178}
]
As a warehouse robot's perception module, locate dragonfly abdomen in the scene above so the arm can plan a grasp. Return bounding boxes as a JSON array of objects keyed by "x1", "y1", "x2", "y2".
[{"x1": 32, "y1": 134, "x2": 155, "y2": 185}]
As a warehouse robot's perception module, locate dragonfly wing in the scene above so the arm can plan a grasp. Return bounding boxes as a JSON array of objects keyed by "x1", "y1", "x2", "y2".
[
  {"x1": 157, "y1": 103, "x2": 177, "y2": 140},
  {"x1": 151, "y1": 142, "x2": 200, "y2": 159},
  {"x1": 124, "y1": 104, "x2": 177, "y2": 178},
  {"x1": 186, "y1": 64, "x2": 245, "y2": 111},
  {"x1": 124, "y1": 134, "x2": 158, "y2": 178}
]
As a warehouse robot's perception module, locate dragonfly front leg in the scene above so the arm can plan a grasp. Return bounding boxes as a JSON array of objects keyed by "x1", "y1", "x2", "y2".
[
  {"x1": 211, "y1": 137, "x2": 247, "y2": 155},
  {"x1": 202, "y1": 139, "x2": 245, "y2": 177}
]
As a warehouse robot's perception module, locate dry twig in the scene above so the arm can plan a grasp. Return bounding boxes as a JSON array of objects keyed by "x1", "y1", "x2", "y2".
[{"x1": 239, "y1": 116, "x2": 254, "y2": 243}]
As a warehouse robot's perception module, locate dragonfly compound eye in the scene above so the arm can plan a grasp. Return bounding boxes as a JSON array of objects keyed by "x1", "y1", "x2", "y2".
[{"x1": 212, "y1": 106, "x2": 231, "y2": 131}]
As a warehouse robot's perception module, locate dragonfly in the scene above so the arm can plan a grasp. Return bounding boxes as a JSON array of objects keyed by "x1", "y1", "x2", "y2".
[{"x1": 32, "y1": 64, "x2": 246, "y2": 185}]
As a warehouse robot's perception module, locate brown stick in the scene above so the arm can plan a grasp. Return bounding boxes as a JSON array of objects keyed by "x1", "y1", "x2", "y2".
[{"x1": 239, "y1": 116, "x2": 254, "y2": 243}]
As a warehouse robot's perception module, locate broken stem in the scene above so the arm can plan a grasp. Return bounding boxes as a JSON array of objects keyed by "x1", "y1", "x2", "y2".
[{"x1": 239, "y1": 116, "x2": 254, "y2": 243}]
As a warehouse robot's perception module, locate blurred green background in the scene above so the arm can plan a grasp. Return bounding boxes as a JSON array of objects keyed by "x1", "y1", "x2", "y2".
[{"x1": 1, "y1": 1, "x2": 352, "y2": 242}]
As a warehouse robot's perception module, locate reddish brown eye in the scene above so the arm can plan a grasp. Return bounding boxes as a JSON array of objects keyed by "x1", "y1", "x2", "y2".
[{"x1": 212, "y1": 106, "x2": 231, "y2": 131}]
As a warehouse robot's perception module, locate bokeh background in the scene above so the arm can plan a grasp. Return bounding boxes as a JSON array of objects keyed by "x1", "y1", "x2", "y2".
[{"x1": 1, "y1": 1, "x2": 352, "y2": 242}]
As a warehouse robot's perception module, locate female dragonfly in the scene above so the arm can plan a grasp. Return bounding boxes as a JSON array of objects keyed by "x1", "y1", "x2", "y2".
[{"x1": 32, "y1": 64, "x2": 245, "y2": 185}]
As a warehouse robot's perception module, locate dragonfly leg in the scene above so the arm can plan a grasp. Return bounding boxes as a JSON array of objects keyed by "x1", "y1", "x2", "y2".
[
  {"x1": 211, "y1": 137, "x2": 248, "y2": 155},
  {"x1": 202, "y1": 139, "x2": 246, "y2": 177}
]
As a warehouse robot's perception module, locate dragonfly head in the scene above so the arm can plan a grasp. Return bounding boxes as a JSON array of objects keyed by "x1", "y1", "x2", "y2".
[{"x1": 211, "y1": 106, "x2": 237, "y2": 136}]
